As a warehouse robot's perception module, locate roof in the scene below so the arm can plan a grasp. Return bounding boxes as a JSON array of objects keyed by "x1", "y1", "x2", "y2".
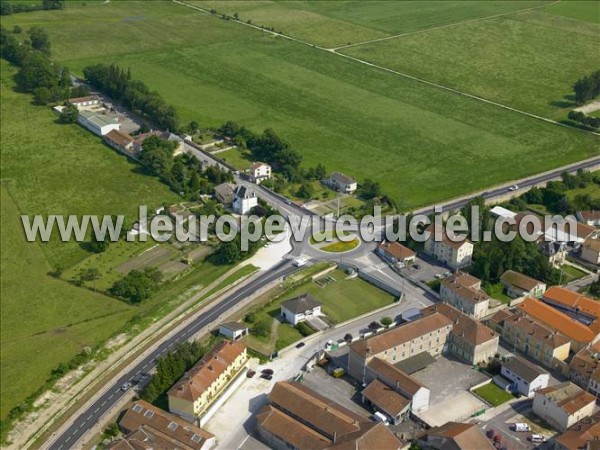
[
  {"x1": 578, "y1": 222, "x2": 599, "y2": 239},
  {"x1": 518, "y1": 298, "x2": 597, "y2": 344},
  {"x1": 584, "y1": 238, "x2": 600, "y2": 253},
  {"x1": 580, "y1": 210, "x2": 600, "y2": 222},
  {"x1": 503, "y1": 356, "x2": 548, "y2": 383},
  {"x1": 504, "y1": 313, "x2": 570, "y2": 349},
  {"x1": 394, "y1": 351, "x2": 436, "y2": 375},
  {"x1": 537, "y1": 382, "x2": 595, "y2": 415},
  {"x1": 117, "y1": 400, "x2": 214, "y2": 449},
  {"x1": 250, "y1": 161, "x2": 269, "y2": 170},
  {"x1": 105, "y1": 129, "x2": 134, "y2": 147},
  {"x1": 441, "y1": 272, "x2": 489, "y2": 306},
  {"x1": 489, "y1": 309, "x2": 514, "y2": 327},
  {"x1": 500, "y1": 270, "x2": 544, "y2": 292},
  {"x1": 281, "y1": 294, "x2": 322, "y2": 314},
  {"x1": 490, "y1": 206, "x2": 517, "y2": 219},
  {"x1": 421, "y1": 303, "x2": 497, "y2": 346},
  {"x1": 220, "y1": 321, "x2": 248, "y2": 332},
  {"x1": 423, "y1": 421, "x2": 495, "y2": 450},
  {"x1": 350, "y1": 313, "x2": 453, "y2": 357},
  {"x1": 214, "y1": 182, "x2": 234, "y2": 198},
  {"x1": 69, "y1": 96, "x2": 98, "y2": 103},
  {"x1": 570, "y1": 347, "x2": 600, "y2": 384},
  {"x1": 367, "y1": 357, "x2": 425, "y2": 396},
  {"x1": 555, "y1": 411, "x2": 600, "y2": 450},
  {"x1": 543, "y1": 286, "x2": 600, "y2": 319},
  {"x1": 425, "y1": 224, "x2": 472, "y2": 250},
  {"x1": 258, "y1": 381, "x2": 401, "y2": 450},
  {"x1": 378, "y1": 241, "x2": 415, "y2": 261},
  {"x1": 168, "y1": 340, "x2": 246, "y2": 401},
  {"x1": 328, "y1": 172, "x2": 356, "y2": 185},
  {"x1": 361, "y1": 378, "x2": 411, "y2": 417},
  {"x1": 234, "y1": 185, "x2": 255, "y2": 199},
  {"x1": 79, "y1": 110, "x2": 119, "y2": 127}
]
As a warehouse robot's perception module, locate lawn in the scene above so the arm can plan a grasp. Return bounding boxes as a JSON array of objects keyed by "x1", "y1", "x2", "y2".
[
  {"x1": 2, "y1": 2, "x2": 597, "y2": 210},
  {"x1": 216, "y1": 147, "x2": 253, "y2": 171},
  {"x1": 194, "y1": 1, "x2": 546, "y2": 48},
  {"x1": 474, "y1": 382, "x2": 515, "y2": 406},
  {"x1": 546, "y1": 1, "x2": 600, "y2": 24},
  {"x1": 562, "y1": 264, "x2": 588, "y2": 282},
  {"x1": 484, "y1": 283, "x2": 512, "y2": 304},
  {"x1": 341, "y1": 9, "x2": 600, "y2": 119},
  {"x1": 565, "y1": 180, "x2": 600, "y2": 201},
  {"x1": 319, "y1": 239, "x2": 360, "y2": 253}
]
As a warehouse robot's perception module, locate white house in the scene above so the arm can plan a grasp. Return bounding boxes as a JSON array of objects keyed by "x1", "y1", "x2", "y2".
[
  {"x1": 232, "y1": 185, "x2": 258, "y2": 215},
  {"x1": 77, "y1": 110, "x2": 120, "y2": 136},
  {"x1": 69, "y1": 96, "x2": 100, "y2": 108},
  {"x1": 501, "y1": 356, "x2": 549, "y2": 397},
  {"x1": 377, "y1": 241, "x2": 416, "y2": 267},
  {"x1": 423, "y1": 225, "x2": 474, "y2": 269},
  {"x1": 280, "y1": 294, "x2": 322, "y2": 326},
  {"x1": 219, "y1": 322, "x2": 249, "y2": 341},
  {"x1": 533, "y1": 382, "x2": 596, "y2": 432},
  {"x1": 324, "y1": 172, "x2": 357, "y2": 194},
  {"x1": 249, "y1": 162, "x2": 271, "y2": 184}
]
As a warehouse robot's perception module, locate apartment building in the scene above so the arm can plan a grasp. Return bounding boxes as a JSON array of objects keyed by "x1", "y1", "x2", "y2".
[
  {"x1": 440, "y1": 272, "x2": 489, "y2": 319},
  {"x1": 423, "y1": 225, "x2": 474, "y2": 269},
  {"x1": 533, "y1": 382, "x2": 596, "y2": 432},
  {"x1": 570, "y1": 343, "x2": 600, "y2": 396}
]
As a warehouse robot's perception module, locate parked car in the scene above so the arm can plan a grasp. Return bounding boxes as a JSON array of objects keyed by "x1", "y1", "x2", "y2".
[
  {"x1": 246, "y1": 370, "x2": 256, "y2": 378},
  {"x1": 262, "y1": 368, "x2": 274, "y2": 375},
  {"x1": 435, "y1": 273, "x2": 445, "y2": 280},
  {"x1": 296, "y1": 342, "x2": 306, "y2": 349},
  {"x1": 443, "y1": 271, "x2": 451, "y2": 277},
  {"x1": 261, "y1": 373, "x2": 273, "y2": 380},
  {"x1": 512, "y1": 423, "x2": 531, "y2": 432},
  {"x1": 530, "y1": 434, "x2": 546, "y2": 443},
  {"x1": 120, "y1": 382, "x2": 132, "y2": 391},
  {"x1": 486, "y1": 429, "x2": 495, "y2": 439},
  {"x1": 413, "y1": 264, "x2": 421, "y2": 270}
]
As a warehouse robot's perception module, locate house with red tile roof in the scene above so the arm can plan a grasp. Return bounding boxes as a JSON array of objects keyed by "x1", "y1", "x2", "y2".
[{"x1": 533, "y1": 382, "x2": 596, "y2": 432}]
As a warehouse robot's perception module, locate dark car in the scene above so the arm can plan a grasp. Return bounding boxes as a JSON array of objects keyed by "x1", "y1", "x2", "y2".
[
  {"x1": 413, "y1": 264, "x2": 421, "y2": 270},
  {"x1": 486, "y1": 429, "x2": 495, "y2": 439},
  {"x1": 262, "y1": 368, "x2": 274, "y2": 375},
  {"x1": 296, "y1": 342, "x2": 306, "y2": 349},
  {"x1": 261, "y1": 373, "x2": 273, "y2": 380},
  {"x1": 246, "y1": 370, "x2": 256, "y2": 378}
]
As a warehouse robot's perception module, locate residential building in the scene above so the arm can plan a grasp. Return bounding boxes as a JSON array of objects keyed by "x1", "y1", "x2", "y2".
[
  {"x1": 77, "y1": 110, "x2": 120, "y2": 136},
  {"x1": 418, "y1": 421, "x2": 495, "y2": 450},
  {"x1": 324, "y1": 172, "x2": 357, "y2": 194},
  {"x1": 213, "y1": 183, "x2": 235, "y2": 205},
  {"x1": 518, "y1": 298, "x2": 599, "y2": 352},
  {"x1": 107, "y1": 400, "x2": 215, "y2": 450},
  {"x1": 501, "y1": 356, "x2": 549, "y2": 397},
  {"x1": 544, "y1": 218, "x2": 598, "y2": 245},
  {"x1": 255, "y1": 381, "x2": 402, "y2": 450},
  {"x1": 582, "y1": 238, "x2": 600, "y2": 265},
  {"x1": 421, "y1": 304, "x2": 498, "y2": 365},
  {"x1": 219, "y1": 322, "x2": 248, "y2": 341},
  {"x1": 348, "y1": 312, "x2": 453, "y2": 381},
  {"x1": 280, "y1": 294, "x2": 322, "y2": 326},
  {"x1": 533, "y1": 382, "x2": 596, "y2": 432},
  {"x1": 377, "y1": 241, "x2": 416, "y2": 267},
  {"x1": 578, "y1": 211, "x2": 600, "y2": 227},
  {"x1": 168, "y1": 340, "x2": 248, "y2": 421},
  {"x1": 104, "y1": 129, "x2": 135, "y2": 155},
  {"x1": 500, "y1": 270, "x2": 547, "y2": 299},
  {"x1": 362, "y1": 357, "x2": 431, "y2": 417},
  {"x1": 440, "y1": 272, "x2": 489, "y2": 319},
  {"x1": 232, "y1": 185, "x2": 257, "y2": 215},
  {"x1": 491, "y1": 309, "x2": 571, "y2": 368},
  {"x1": 69, "y1": 96, "x2": 100, "y2": 108},
  {"x1": 133, "y1": 131, "x2": 163, "y2": 154},
  {"x1": 423, "y1": 225, "x2": 474, "y2": 269},
  {"x1": 249, "y1": 162, "x2": 271, "y2": 184},
  {"x1": 554, "y1": 411, "x2": 600, "y2": 450},
  {"x1": 539, "y1": 240, "x2": 567, "y2": 267},
  {"x1": 570, "y1": 343, "x2": 600, "y2": 396},
  {"x1": 542, "y1": 287, "x2": 600, "y2": 324},
  {"x1": 163, "y1": 131, "x2": 185, "y2": 156}
]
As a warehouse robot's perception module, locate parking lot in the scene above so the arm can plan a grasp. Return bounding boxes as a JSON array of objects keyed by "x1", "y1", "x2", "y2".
[{"x1": 401, "y1": 254, "x2": 450, "y2": 283}]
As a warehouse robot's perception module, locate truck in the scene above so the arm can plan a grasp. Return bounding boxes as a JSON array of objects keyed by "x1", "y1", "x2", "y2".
[{"x1": 512, "y1": 423, "x2": 531, "y2": 432}]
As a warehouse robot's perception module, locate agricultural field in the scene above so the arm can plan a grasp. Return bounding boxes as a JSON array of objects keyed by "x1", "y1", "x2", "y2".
[{"x1": 2, "y1": 2, "x2": 598, "y2": 209}]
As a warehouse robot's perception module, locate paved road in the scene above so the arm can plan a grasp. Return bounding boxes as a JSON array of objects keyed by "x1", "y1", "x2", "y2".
[{"x1": 47, "y1": 261, "x2": 298, "y2": 450}]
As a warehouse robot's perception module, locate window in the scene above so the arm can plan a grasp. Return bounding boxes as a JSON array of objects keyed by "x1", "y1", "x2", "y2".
[
  {"x1": 144, "y1": 410, "x2": 154, "y2": 419},
  {"x1": 132, "y1": 404, "x2": 143, "y2": 413},
  {"x1": 167, "y1": 422, "x2": 178, "y2": 431}
]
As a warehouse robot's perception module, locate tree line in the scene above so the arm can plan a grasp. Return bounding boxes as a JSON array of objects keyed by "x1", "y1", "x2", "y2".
[
  {"x1": 568, "y1": 110, "x2": 600, "y2": 130},
  {"x1": 1, "y1": 0, "x2": 64, "y2": 15},
  {"x1": 83, "y1": 63, "x2": 179, "y2": 131},
  {"x1": 573, "y1": 70, "x2": 600, "y2": 105},
  {"x1": 109, "y1": 267, "x2": 163, "y2": 304}
]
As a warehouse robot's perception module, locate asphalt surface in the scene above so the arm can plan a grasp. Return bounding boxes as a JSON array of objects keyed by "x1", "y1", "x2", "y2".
[{"x1": 47, "y1": 260, "x2": 298, "y2": 450}]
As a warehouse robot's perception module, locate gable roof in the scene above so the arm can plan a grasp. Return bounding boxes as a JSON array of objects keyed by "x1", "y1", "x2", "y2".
[
  {"x1": 367, "y1": 357, "x2": 425, "y2": 397},
  {"x1": 584, "y1": 238, "x2": 600, "y2": 253},
  {"x1": 421, "y1": 303, "x2": 497, "y2": 346},
  {"x1": 504, "y1": 313, "x2": 570, "y2": 349},
  {"x1": 537, "y1": 382, "x2": 595, "y2": 415},
  {"x1": 500, "y1": 270, "x2": 544, "y2": 292},
  {"x1": 117, "y1": 400, "x2": 214, "y2": 449},
  {"x1": 281, "y1": 294, "x2": 322, "y2": 314},
  {"x1": 579, "y1": 210, "x2": 600, "y2": 222},
  {"x1": 361, "y1": 378, "x2": 411, "y2": 417},
  {"x1": 350, "y1": 313, "x2": 453, "y2": 357},
  {"x1": 555, "y1": 411, "x2": 600, "y2": 450},
  {"x1": 105, "y1": 129, "x2": 134, "y2": 147},
  {"x1": 168, "y1": 340, "x2": 246, "y2": 401},
  {"x1": 234, "y1": 185, "x2": 255, "y2": 199},
  {"x1": 378, "y1": 241, "x2": 415, "y2": 261},
  {"x1": 424, "y1": 224, "x2": 472, "y2": 250},
  {"x1": 518, "y1": 298, "x2": 597, "y2": 344},
  {"x1": 441, "y1": 272, "x2": 489, "y2": 306},
  {"x1": 329, "y1": 172, "x2": 356, "y2": 185},
  {"x1": 214, "y1": 182, "x2": 234, "y2": 198},
  {"x1": 542, "y1": 286, "x2": 600, "y2": 319},
  {"x1": 424, "y1": 422, "x2": 495, "y2": 450},
  {"x1": 570, "y1": 347, "x2": 600, "y2": 384},
  {"x1": 250, "y1": 161, "x2": 269, "y2": 171},
  {"x1": 220, "y1": 321, "x2": 248, "y2": 332},
  {"x1": 503, "y1": 356, "x2": 548, "y2": 383}
]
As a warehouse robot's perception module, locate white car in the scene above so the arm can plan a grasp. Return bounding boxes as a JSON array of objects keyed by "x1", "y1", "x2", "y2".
[
  {"x1": 512, "y1": 423, "x2": 531, "y2": 432},
  {"x1": 529, "y1": 434, "x2": 546, "y2": 443},
  {"x1": 508, "y1": 184, "x2": 519, "y2": 191},
  {"x1": 120, "y1": 382, "x2": 132, "y2": 391},
  {"x1": 293, "y1": 257, "x2": 308, "y2": 267}
]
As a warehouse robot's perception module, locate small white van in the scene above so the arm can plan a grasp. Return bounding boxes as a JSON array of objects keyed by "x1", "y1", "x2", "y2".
[
  {"x1": 512, "y1": 423, "x2": 531, "y2": 432},
  {"x1": 372, "y1": 411, "x2": 389, "y2": 425}
]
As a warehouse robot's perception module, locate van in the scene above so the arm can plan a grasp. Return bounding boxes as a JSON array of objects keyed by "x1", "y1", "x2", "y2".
[
  {"x1": 512, "y1": 423, "x2": 531, "y2": 432},
  {"x1": 372, "y1": 411, "x2": 389, "y2": 425},
  {"x1": 530, "y1": 434, "x2": 546, "y2": 443}
]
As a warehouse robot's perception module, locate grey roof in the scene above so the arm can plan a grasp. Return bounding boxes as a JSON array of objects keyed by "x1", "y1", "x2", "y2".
[
  {"x1": 220, "y1": 321, "x2": 248, "y2": 332},
  {"x1": 281, "y1": 294, "x2": 322, "y2": 314},
  {"x1": 214, "y1": 183, "x2": 234, "y2": 197},
  {"x1": 234, "y1": 185, "x2": 255, "y2": 199},
  {"x1": 329, "y1": 172, "x2": 356, "y2": 185},
  {"x1": 162, "y1": 132, "x2": 184, "y2": 143},
  {"x1": 503, "y1": 356, "x2": 548, "y2": 383},
  {"x1": 394, "y1": 351, "x2": 436, "y2": 375}
]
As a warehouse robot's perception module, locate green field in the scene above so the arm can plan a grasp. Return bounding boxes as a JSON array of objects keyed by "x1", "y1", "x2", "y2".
[
  {"x1": 342, "y1": 9, "x2": 600, "y2": 119},
  {"x1": 194, "y1": 1, "x2": 546, "y2": 48},
  {"x1": 474, "y1": 382, "x2": 515, "y2": 406},
  {"x1": 2, "y1": 2, "x2": 598, "y2": 209}
]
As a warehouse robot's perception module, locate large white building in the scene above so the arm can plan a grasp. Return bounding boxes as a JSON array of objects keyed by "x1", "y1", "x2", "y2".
[
  {"x1": 280, "y1": 295, "x2": 322, "y2": 326},
  {"x1": 232, "y1": 185, "x2": 258, "y2": 215},
  {"x1": 77, "y1": 110, "x2": 121, "y2": 136},
  {"x1": 533, "y1": 382, "x2": 596, "y2": 432},
  {"x1": 424, "y1": 225, "x2": 473, "y2": 269},
  {"x1": 501, "y1": 356, "x2": 549, "y2": 397},
  {"x1": 249, "y1": 162, "x2": 271, "y2": 184}
]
